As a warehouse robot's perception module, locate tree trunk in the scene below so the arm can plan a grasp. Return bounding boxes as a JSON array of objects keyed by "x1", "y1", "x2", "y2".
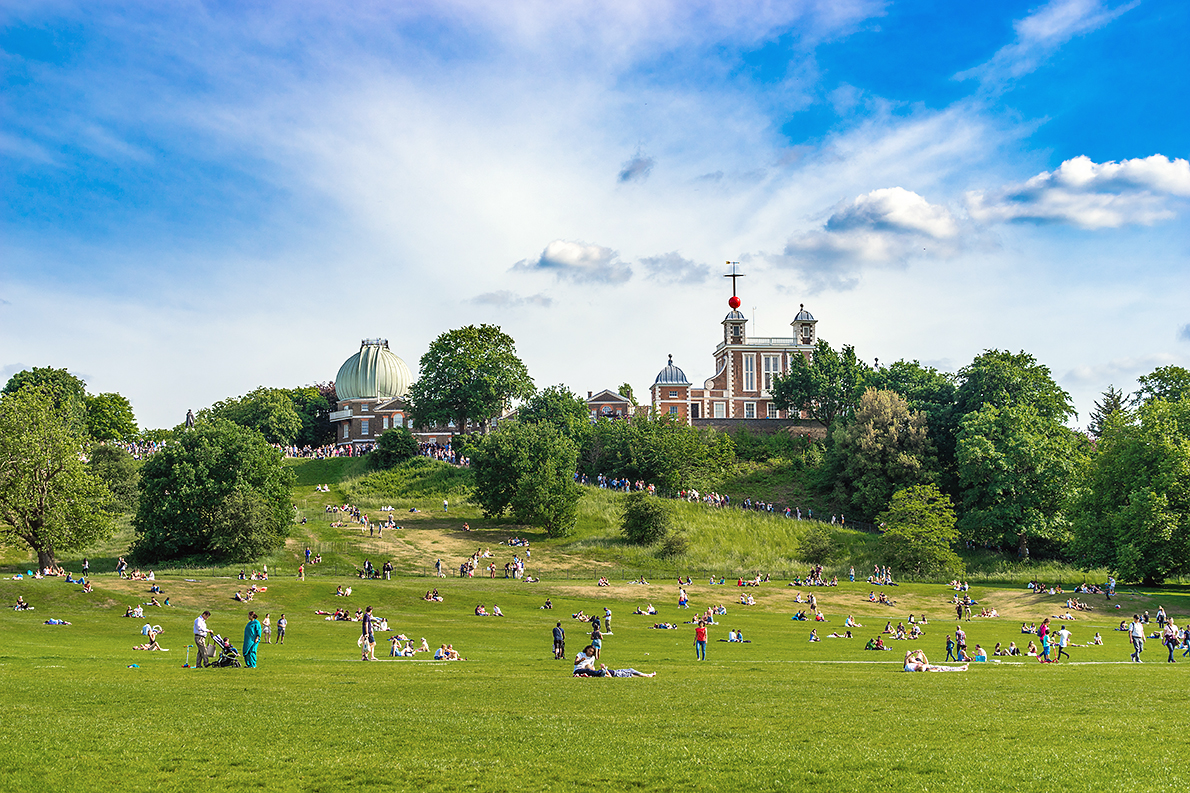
[
  {"x1": 1017, "y1": 532, "x2": 1029, "y2": 560},
  {"x1": 37, "y1": 549, "x2": 56, "y2": 571}
]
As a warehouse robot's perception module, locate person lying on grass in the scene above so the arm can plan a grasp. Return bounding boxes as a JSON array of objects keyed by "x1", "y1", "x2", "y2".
[
  {"x1": 572, "y1": 610, "x2": 590, "y2": 621},
  {"x1": 903, "y1": 649, "x2": 967, "y2": 672},
  {"x1": 133, "y1": 630, "x2": 166, "y2": 651},
  {"x1": 651, "y1": 623, "x2": 678, "y2": 629},
  {"x1": 826, "y1": 631, "x2": 853, "y2": 638}
]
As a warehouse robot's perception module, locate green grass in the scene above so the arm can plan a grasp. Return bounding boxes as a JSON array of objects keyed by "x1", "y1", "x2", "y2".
[{"x1": 3, "y1": 568, "x2": 1190, "y2": 792}]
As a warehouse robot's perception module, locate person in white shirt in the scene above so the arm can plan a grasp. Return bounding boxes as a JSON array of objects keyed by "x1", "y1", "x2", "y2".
[
  {"x1": 1129, "y1": 614, "x2": 1146, "y2": 662},
  {"x1": 1056, "y1": 627, "x2": 1072, "y2": 661},
  {"x1": 193, "y1": 610, "x2": 212, "y2": 668}
]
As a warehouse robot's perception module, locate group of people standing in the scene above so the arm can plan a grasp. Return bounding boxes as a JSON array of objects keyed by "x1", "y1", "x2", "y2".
[{"x1": 192, "y1": 609, "x2": 285, "y2": 668}]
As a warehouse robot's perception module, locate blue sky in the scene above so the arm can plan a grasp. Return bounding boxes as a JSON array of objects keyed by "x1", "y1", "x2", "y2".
[{"x1": 2, "y1": 0, "x2": 1187, "y2": 429}]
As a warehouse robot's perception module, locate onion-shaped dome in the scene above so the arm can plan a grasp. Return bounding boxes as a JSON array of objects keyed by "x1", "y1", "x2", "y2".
[
  {"x1": 653, "y1": 355, "x2": 691, "y2": 386},
  {"x1": 335, "y1": 339, "x2": 412, "y2": 400},
  {"x1": 794, "y1": 304, "x2": 815, "y2": 321}
]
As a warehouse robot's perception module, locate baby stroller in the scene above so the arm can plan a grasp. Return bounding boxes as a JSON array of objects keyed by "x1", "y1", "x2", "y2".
[{"x1": 210, "y1": 634, "x2": 241, "y2": 668}]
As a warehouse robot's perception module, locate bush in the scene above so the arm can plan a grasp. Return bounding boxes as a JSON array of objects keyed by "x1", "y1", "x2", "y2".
[
  {"x1": 621, "y1": 492, "x2": 671, "y2": 545},
  {"x1": 372, "y1": 427, "x2": 418, "y2": 469},
  {"x1": 659, "y1": 531, "x2": 689, "y2": 558},
  {"x1": 799, "y1": 524, "x2": 840, "y2": 564}
]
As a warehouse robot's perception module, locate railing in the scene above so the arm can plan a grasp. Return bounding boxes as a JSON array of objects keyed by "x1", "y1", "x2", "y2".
[{"x1": 329, "y1": 409, "x2": 353, "y2": 422}]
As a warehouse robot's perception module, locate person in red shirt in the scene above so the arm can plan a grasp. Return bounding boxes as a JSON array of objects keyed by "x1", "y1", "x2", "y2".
[{"x1": 695, "y1": 620, "x2": 708, "y2": 660}]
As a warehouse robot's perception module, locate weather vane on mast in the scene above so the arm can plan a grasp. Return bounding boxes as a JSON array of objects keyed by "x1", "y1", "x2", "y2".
[{"x1": 724, "y1": 261, "x2": 744, "y2": 309}]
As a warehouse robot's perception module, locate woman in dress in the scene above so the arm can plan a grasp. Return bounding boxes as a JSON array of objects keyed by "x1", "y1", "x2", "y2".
[{"x1": 242, "y1": 612, "x2": 261, "y2": 668}]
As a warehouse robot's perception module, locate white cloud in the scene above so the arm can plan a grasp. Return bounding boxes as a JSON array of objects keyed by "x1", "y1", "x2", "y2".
[
  {"x1": 957, "y1": 0, "x2": 1137, "y2": 89},
  {"x1": 470, "y1": 290, "x2": 553, "y2": 307},
  {"x1": 511, "y1": 240, "x2": 632, "y2": 284},
  {"x1": 640, "y1": 252, "x2": 710, "y2": 284},
  {"x1": 1061, "y1": 353, "x2": 1177, "y2": 388},
  {"x1": 966, "y1": 155, "x2": 1190, "y2": 228},
  {"x1": 778, "y1": 187, "x2": 960, "y2": 289}
]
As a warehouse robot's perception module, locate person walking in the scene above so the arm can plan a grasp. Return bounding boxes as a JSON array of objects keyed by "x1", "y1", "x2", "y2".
[
  {"x1": 276, "y1": 614, "x2": 286, "y2": 645},
  {"x1": 361, "y1": 606, "x2": 376, "y2": 661},
  {"x1": 242, "y1": 612, "x2": 261, "y2": 668},
  {"x1": 603, "y1": 607, "x2": 612, "y2": 634},
  {"x1": 1163, "y1": 618, "x2": 1179, "y2": 663},
  {"x1": 297, "y1": 563, "x2": 305, "y2": 581},
  {"x1": 82, "y1": 558, "x2": 89, "y2": 578},
  {"x1": 1129, "y1": 614, "x2": 1146, "y2": 662},
  {"x1": 1056, "y1": 626, "x2": 1072, "y2": 662},
  {"x1": 553, "y1": 622, "x2": 565, "y2": 660},
  {"x1": 193, "y1": 610, "x2": 212, "y2": 668},
  {"x1": 945, "y1": 633, "x2": 957, "y2": 662},
  {"x1": 694, "y1": 619, "x2": 707, "y2": 661},
  {"x1": 262, "y1": 614, "x2": 272, "y2": 644},
  {"x1": 443, "y1": 499, "x2": 448, "y2": 512}
]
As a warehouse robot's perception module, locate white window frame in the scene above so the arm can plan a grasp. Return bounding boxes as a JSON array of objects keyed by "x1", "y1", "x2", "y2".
[
  {"x1": 743, "y1": 354, "x2": 756, "y2": 392},
  {"x1": 343, "y1": 423, "x2": 350, "y2": 439},
  {"x1": 713, "y1": 402, "x2": 726, "y2": 419},
  {"x1": 763, "y1": 355, "x2": 780, "y2": 391},
  {"x1": 668, "y1": 406, "x2": 678, "y2": 415},
  {"x1": 361, "y1": 403, "x2": 369, "y2": 413},
  {"x1": 744, "y1": 402, "x2": 756, "y2": 419},
  {"x1": 361, "y1": 419, "x2": 370, "y2": 436},
  {"x1": 767, "y1": 403, "x2": 779, "y2": 419},
  {"x1": 669, "y1": 390, "x2": 678, "y2": 398}
]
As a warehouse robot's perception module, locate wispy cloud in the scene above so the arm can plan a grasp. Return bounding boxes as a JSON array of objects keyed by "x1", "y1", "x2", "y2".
[
  {"x1": 1062, "y1": 353, "x2": 1177, "y2": 388},
  {"x1": 618, "y1": 152, "x2": 655, "y2": 183},
  {"x1": 511, "y1": 240, "x2": 632, "y2": 284},
  {"x1": 640, "y1": 251, "x2": 710, "y2": 284},
  {"x1": 777, "y1": 187, "x2": 960, "y2": 290},
  {"x1": 957, "y1": 0, "x2": 1137, "y2": 89},
  {"x1": 966, "y1": 155, "x2": 1190, "y2": 228},
  {"x1": 1178, "y1": 324, "x2": 1190, "y2": 343},
  {"x1": 470, "y1": 290, "x2": 553, "y2": 307}
]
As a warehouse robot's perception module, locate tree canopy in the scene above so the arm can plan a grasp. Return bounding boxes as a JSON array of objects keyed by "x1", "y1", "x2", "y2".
[
  {"x1": 771, "y1": 339, "x2": 869, "y2": 427},
  {"x1": 620, "y1": 491, "x2": 672, "y2": 545},
  {"x1": 132, "y1": 418, "x2": 294, "y2": 562},
  {"x1": 877, "y1": 484, "x2": 964, "y2": 578},
  {"x1": 372, "y1": 427, "x2": 418, "y2": 469},
  {"x1": 954, "y1": 350, "x2": 1074, "y2": 422},
  {"x1": 517, "y1": 384, "x2": 591, "y2": 443},
  {"x1": 0, "y1": 386, "x2": 116, "y2": 569},
  {"x1": 199, "y1": 387, "x2": 304, "y2": 446},
  {"x1": 1087, "y1": 385, "x2": 1136, "y2": 438},
  {"x1": 86, "y1": 392, "x2": 139, "y2": 442},
  {"x1": 580, "y1": 414, "x2": 735, "y2": 495},
  {"x1": 1136, "y1": 365, "x2": 1190, "y2": 406},
  {"x1": 408, "y1": 324, "x2": 534, "y2": 435},
  {"x1": 88, "y1": 444, "x2": 140, "y2": 513}
]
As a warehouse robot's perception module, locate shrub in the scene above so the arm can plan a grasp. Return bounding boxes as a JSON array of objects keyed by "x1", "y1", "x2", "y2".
[
  {"x1": 372, "y1": 427, "x2": 418, "y2": 469},
  {"x1": 621, "y1": 492, "x2": 672, "y2": 545}
]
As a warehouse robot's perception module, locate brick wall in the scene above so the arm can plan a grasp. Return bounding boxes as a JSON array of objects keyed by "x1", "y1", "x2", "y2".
[{"x1": 692, "y1": 418, "x2": 827, "y2": 439}]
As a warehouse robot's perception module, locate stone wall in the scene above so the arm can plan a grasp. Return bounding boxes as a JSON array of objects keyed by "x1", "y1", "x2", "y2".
[{"x1": 692, "y1": 418, "x2": 827, "y2": 439}]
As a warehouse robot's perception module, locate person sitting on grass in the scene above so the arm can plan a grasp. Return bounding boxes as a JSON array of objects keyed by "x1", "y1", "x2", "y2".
[
  {"x1": 883, "y1": 621, "x2": 894, "y2": 634},
  {"x1": 390, "y1": 636, "x2": 402, "y2": 657},
  {"x1": 14, "y1": 596, "x2": 32, "y2": 611},
  {"x1": 336, "y1": 586, "x2": 346, "y2": 597},
  {"x1": 475, "y1": 604, "x2": 489, "y2": 616},
  {"x1": 809, "y1": 629, "x2": 820, "y2": 642},
  {"x1": 492, "y1": 605, "x2": 505, "y2": 617},
  {"x1": 133, "y1": 629, "x2": 166, "y2": 651},
  {"x1": 844, "y1": 615, "x2": 862, "y2": 628},
  {"x1": 1092, "y1": 632, "x2": 1103, "y2": 645},
  {"x1": 573, "y1": 646, "x2": 606, "y2": 676},
  {"x1": 791, "y1": 610, "x2": 807, "y2": 621},
  {"x1": 1007, "y1": 641, "x2": 1021, "y2": 656},
  {"x1": 993, "y1": 642, "x2": 1005, "y2": 656},
  {"x1": 1026, "y1": 640, "x2": 1039, "y2": 656},
  {"x1": 904, "y1": 649, "x2": 968, "y2": 672}
]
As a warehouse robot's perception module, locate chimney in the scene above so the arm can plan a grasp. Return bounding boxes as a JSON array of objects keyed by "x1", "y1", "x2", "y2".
[{"x1": 588, "y1": 391, "x2": 592, "y2": 398}]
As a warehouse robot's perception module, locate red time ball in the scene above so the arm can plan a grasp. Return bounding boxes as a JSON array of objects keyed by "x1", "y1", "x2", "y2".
[{"x1": 728, "y1": 295, "x2": 741, "y2": 309}]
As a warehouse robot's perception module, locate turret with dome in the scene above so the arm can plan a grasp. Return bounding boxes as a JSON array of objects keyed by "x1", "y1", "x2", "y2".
[{"x1": 330, "y1": 339, "x2": 415, "y2": 445}]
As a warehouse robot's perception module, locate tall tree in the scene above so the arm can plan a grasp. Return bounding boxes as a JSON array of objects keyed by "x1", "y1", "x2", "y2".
[
  {"x1": 955, "y1": 403, "x2": 1082, "y2": 558},
  {"x1": 865, "y1": 360, "x2": 957, "y2": 457},
  {"x1": 1087, "y1": 385, "x2": 1136, "y2": 438},
  {"x1": 85, "y1": 392, "x2": 139, "y2": 441},
  {"x1": 517, "y1": 385, "x2": 591, "y2": 444},
  {"x1": 827, "y1": 388, "x2": 938, "y2": 519},
  {"x1": 132, "y1": 419, "x2": 294, "y2": 562},
  {"x1": 1072, "y1": 399, "x2": 1190, "y2": 584},
  {"x1": 199, "y1": 387, "x2": 304, "y2": 445},
  {"x1": 878, "y1": 484, "x2": 964, "y2": 578},
  {"x1": 286, "y1": 384, "x2": 336, "y2": 447},
  {"x1": 771, "y1": 339, "x2": 869, "y2": 427},
  {"x1": 88, "y1": 444, "x2": 140, "y2": 513},
  {"x1": 0, "y1": 386, "x2": 116, "y2": 569},
  {"x1": 470, "y1": 420, "x2": 581, "y2": 537},
  {"x1": 1136, "y1": 365, "x2": 1190, "y2": 405},
  {"x1": 408, "y1": 324, "x2": 534, "y2": 435},
  {"x1": 617, "y1": 383, "x2": 638, "y2": 406},
  {"x1": 954, "y1": 350, "x2": 1075, "y2": 422}
]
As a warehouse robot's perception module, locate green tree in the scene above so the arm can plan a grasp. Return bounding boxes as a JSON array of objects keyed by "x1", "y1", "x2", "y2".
[
  {"x1": 877, "y1": 484, "x2": 964, "y2": 578},
  {"x1": 286, "y1": 384, "x2": 336, "y2": 447},
  {"x1": 408, "y1": 324, "x2": 535, "y2": 435},
  {"x1": 1087, "y1": 385, "x2": 1136, "y2": 438},
  {"x1": 88, "y1": 444, "x2": 140, "y2": 513},
  {"x1": 799, "y1": 524, "x2": 840, "y2": 565},
  {"x1": 954, "y1": 350, "x2": 1075, "y2": 422},
  {"x1": 827, "y1": 388, "x2": 938, "y2": 519},
  {"x1": 372, "y1": 427, "x2": 418, "y2": 469},
  {"x1": 580, "y1": 414, "x2": 735, "y2": 495},
  {"x1": 85, "y1": 392, "x2": 139, "y2": 441},
  {"x1": 618, "y1": 383, "x2": 638, "y2": 406},
  {"x1": 200, "y1": 387, "x2": 304, "y2": 445},
  {"x1": 132, "y1": 418, "x2": 294, "y2": 562},
  {"x1": 2, "y1": 366, "x2": 87, "y2": 408},
  {"x1": 865, "y1": 360, "x2": 958, "y2": 468},
  {"x1": 1136, "y1": 365, "x2": 1190, "y2": 405},
  {"x1": 771, "y1": 339, "x2": 870, "y2": 427},
  {"x1": 620, "y1": 491, "x2": 672, "y2": 545},
  {"x1": 518, "y1": 384, "x2": 591, "y2": 444},
  {"x1": 470, "y1": 421, "x2": 581, "y2": 537},
  {"x1": 1072, "y1": 399, "x2": 1190, "y2": 584},
  {"x1": 955, "y1": 403, "x2": 1081, "y2": 558},
  {"x1": 0, "y1": 386, "x2": 116, "y2": 569}
]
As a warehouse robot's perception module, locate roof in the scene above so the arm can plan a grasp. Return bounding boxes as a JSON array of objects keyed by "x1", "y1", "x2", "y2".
[
  {"x1": 793, "y1": 303, "x2": 815, "y2": 322},
  {"x1": 653, "y1": 355, "x2": 692, "y2": 386},
  {"x1": 587, "y1": 389, "x2": 631, "y2": 404},
  {"x1": 335, "y1": 339, "x2": 413, "y2": 401},
  {"x1": 723, "y1": 310, "x2": 747, "y2": 322}
]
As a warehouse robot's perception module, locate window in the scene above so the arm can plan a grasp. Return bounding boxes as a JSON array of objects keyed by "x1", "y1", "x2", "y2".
[
  {"x1": 361, "y1": 404, "x2": 369, "y2": 412},
  {"x1": 669, "y1": 406, "x2": 678, "y2": 415},
  {"x1": 743, "y1": 355, "x2": 755, "y2": 391},
  {"x1": 691, "y1": 403, "x2": 700, "y2": 419},
  {"x1": 744, "y1": 402, "x2": 756, "y2": 419},
  {"x1": 714, "y1": 402, "x2": 726, "y2": 418},
  {"x1": 343, "y1": 424, "x2": 349, "y2": 439},
  {"x1": 763, "y1": 355, "x2": 780, "y2": 391},
  {"x1": 361, "y1": 419, "x2": 370, "y2": 436},
  {"x1": 767, "y1": 403, "x2": 779, "y2": 419},
  {"x1": 669, "y1": 390, "x2": 678, "y2": 398},
  {"x1": 800, "y1": 324, "x2": 813, "y2": 344}
]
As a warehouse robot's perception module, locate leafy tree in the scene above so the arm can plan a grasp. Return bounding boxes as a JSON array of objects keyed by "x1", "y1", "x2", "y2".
[
  {"x1": 877, "y1": 484, "x2": 964, "y2": 578},
  {"x1": 0, "y1": 386, "x2": 116, "y2": 569},
  {"x1": 518, "y1": 385, "x2": 591, "y2": 443},
  {"x1": 580, "y1": 414, "x2": 735, "y2": 495},
  {"x1": 1087, "y1": 385, "x2": 1136, "y2": 438},
  {"x1": 199, "y1": 387, "x2": 304, "y2": 445},
  {"x1": 955, "y1": 403, "x2": 1081, "y2": 558},
  {"x1": 140, "y1": 428, "x2": 177, "y2": 444},
  {"x1": 470, "y1": 421, "x2": 581, "y2": 537},
  {"x1": 2, "y1": 367, "x2": 87, "y2": 408},
  {"x1": 954, "y1": 350, "x2": 1074, "y2": 423},
  {"x1": 621, "y1": 491, "x2": 672, "y2": 545},
  {"x1": 132, "y1": 419, "x2": 294, "y2": 562},
  {"x1": 1136, "y1": 365, "x2": 1190, "y2": 405},
  {"x1": 409, "y1": 324, "x2": 535, "y2": 435},
  {"x1": 865, "y1": 360, "x2": 958, "y2": 466},
  {"x1": 618, "y1": 383, "x2": 638, "y2": 407},
  {"x1": 1072, "y1": 399, "x2": 1190, "y2": 584},
  {"x1": 85, "y1": 392, "x2": 139, "y2": 441},
  {"x1": 372, "y1": 427, "x2": 418, "y2": 469},
  {"x1": 771, "y1": 339, "x2": 870, "y2": 427},
  {"x1": 88, "y1": 444, "x2": 140, "y2": 513},
  {"x1": 826, "y1": 388, "x2": 938, "y2": 519},
  {"x1": 286, "y1": 384, "x2": 336, "y2": 447},
  {"x1": 799, "y1": 524, "x2": 840, "y2": 565}
]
